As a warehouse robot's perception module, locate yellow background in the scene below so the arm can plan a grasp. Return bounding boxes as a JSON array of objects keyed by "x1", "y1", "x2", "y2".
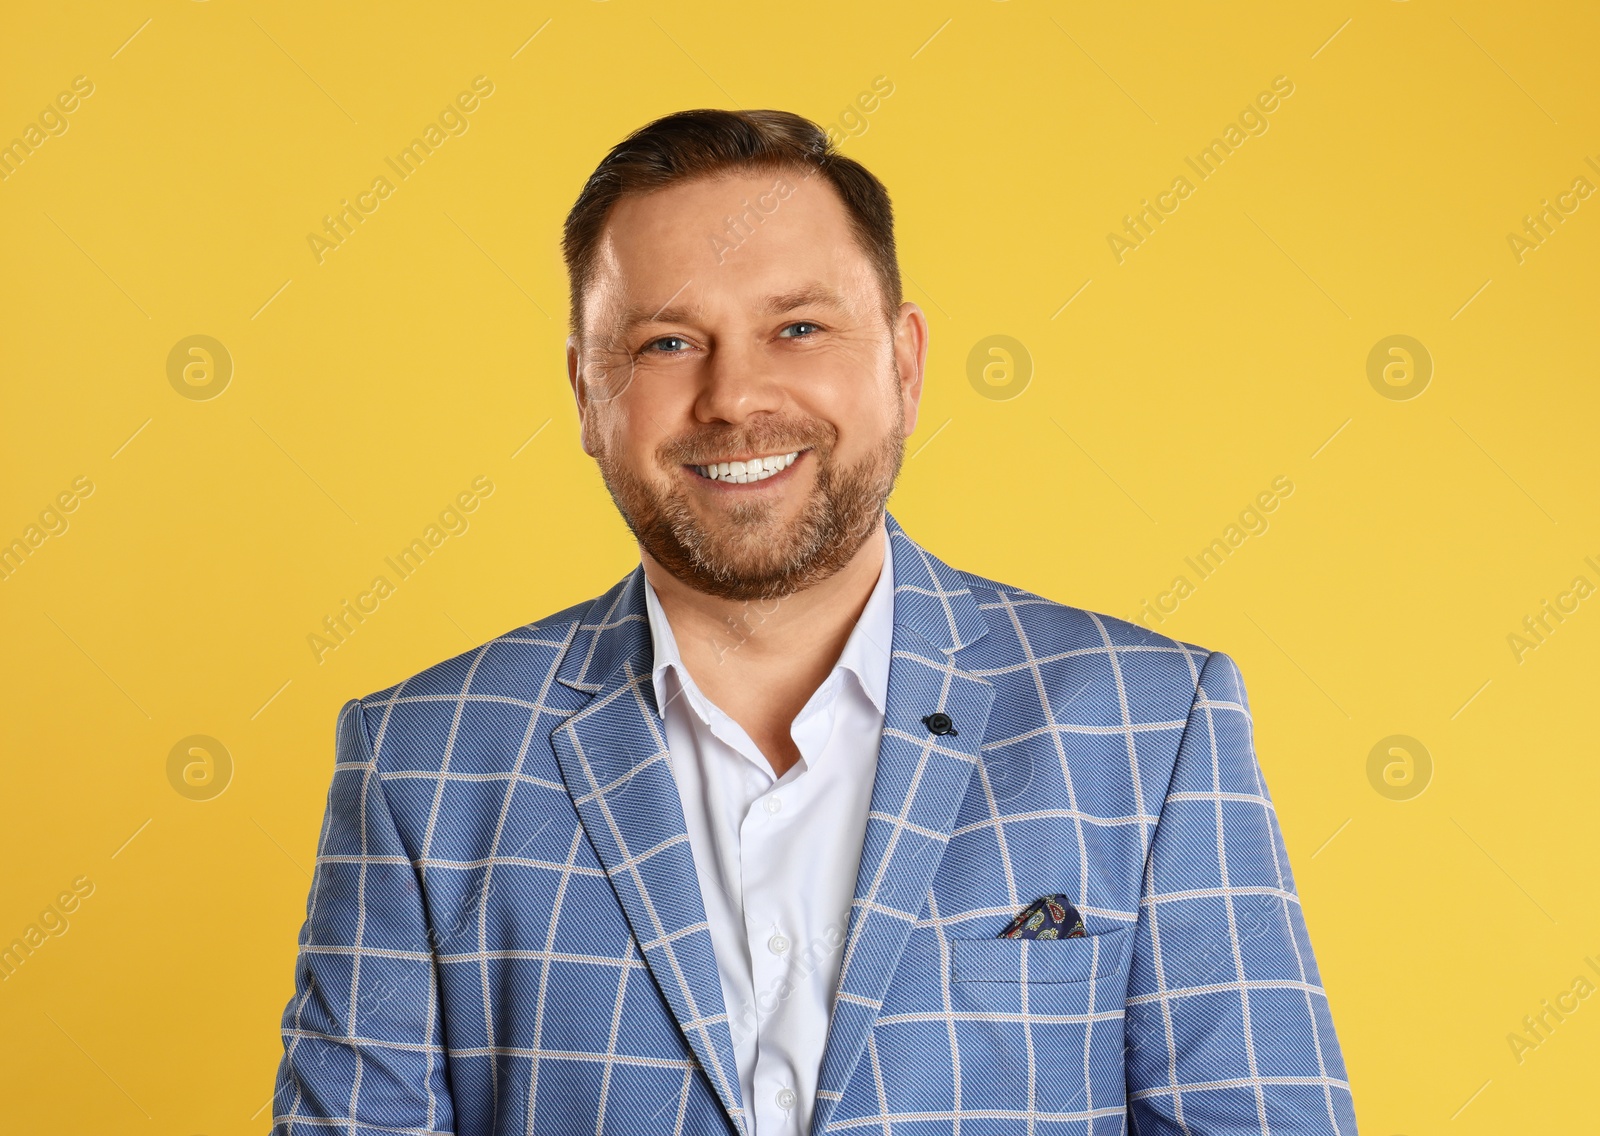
[{"x1": 2, "y1": 0, "x2": 1596, "y2": 1130}]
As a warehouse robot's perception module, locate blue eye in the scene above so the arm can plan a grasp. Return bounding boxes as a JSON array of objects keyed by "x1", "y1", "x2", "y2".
[
  {"x1": 779, "y1": 321, "x2": 822, "y2": 338},
  {"x1": 643, "y1": 336, "x2": 689, "y2": 354}
]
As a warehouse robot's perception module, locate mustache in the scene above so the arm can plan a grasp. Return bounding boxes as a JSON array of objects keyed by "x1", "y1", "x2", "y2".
[{"x1": 657, "y1": 416, "x2": 837, "y2": 466}]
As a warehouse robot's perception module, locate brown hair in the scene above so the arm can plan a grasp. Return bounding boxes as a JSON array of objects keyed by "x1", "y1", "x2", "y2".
[{"x1": 561, "y1": 108, "x2": 902, "y2": 340}]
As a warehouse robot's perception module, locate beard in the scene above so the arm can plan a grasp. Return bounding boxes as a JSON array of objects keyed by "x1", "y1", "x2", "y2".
[{"x1": 592, "y1": 407, "x2": 903, "y2": 603}]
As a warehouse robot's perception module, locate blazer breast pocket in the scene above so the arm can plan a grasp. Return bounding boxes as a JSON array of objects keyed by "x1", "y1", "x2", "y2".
[
  {"x1": 942, "y1": 927, "x2": 1135, "y2": 1113},
  {"x1": 950, "y1": 925, "x2": 1132, "y2": 985}
]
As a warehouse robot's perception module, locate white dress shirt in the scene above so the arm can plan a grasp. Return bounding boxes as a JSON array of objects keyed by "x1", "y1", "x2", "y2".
[{"x1": 640, "y1": 534, "x2": 894, "y2": 1136}]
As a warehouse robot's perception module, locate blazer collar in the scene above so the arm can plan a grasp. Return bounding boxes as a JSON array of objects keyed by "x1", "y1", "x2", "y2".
[{"x1": 548, "y1": 512, "x2": 994, "y2": 1136}]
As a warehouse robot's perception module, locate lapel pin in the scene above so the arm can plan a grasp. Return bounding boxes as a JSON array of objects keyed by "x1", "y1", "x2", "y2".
[{"x1": 922, "y1": 712, "x2": 957, "y2": 737}]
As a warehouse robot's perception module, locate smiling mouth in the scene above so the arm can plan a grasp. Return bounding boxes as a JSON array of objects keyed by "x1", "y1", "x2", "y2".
[{"x1": 690, "y1": 450, "x2": 802, "y2": 484}]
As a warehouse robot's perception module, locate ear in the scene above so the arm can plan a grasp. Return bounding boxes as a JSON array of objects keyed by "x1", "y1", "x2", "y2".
[
  {"x1": 891, "y1": 301, "x2": 929, "y2": 438},
  {"x1": 566, "y1": 335, "x2": 596, "y2": 457}
]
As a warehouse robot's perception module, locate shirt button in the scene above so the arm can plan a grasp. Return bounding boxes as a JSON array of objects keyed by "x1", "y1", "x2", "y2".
[
  {"x1": 764, "y1": 795, "x2": 782, "y2": 815},
  {"x1": 768, "y1": 933, "x2": 790, "y2": 955},
  {"x1": 776, "y1": 1087, "x2": 797, "y2": 1110}
]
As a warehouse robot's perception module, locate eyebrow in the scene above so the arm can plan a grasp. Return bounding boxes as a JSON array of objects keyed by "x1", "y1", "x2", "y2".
[{"x1": 609, "y1": 282, "x2": 849, "y2": 341}]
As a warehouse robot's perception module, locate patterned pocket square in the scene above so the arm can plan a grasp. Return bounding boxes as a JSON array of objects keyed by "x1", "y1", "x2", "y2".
[{"x1": 998, "y1": 894, "x2": 1086, "y2": 939}]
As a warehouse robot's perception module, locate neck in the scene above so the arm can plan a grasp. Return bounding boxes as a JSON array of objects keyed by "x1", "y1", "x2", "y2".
[{"x1": 640, "y1": 517, "x2": 889, "y2": 776}]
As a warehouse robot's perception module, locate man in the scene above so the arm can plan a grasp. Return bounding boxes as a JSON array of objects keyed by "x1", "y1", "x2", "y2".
[{"x1": 274, "y1": 109, "x2": 1356, "y2": 1134}]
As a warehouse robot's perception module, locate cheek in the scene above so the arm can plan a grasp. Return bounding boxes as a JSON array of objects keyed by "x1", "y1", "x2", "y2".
[
  {"x1": 603, "y1": 398, "x2": 677, "y2": 469},
  {"x1": 805, "y1": 376, "x2": 897, "y2": 451},
  {"x1": 624, "y1": 372, "x2": 677, "y2": 421},
  {"x1": 581, "y1": 400, "x2": 624, "y2": 458}
]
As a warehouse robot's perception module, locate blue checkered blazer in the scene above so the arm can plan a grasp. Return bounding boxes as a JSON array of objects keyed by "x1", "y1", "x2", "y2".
[{"x1": 274, "y1": 513, "x2": 1356, "y2": 1134}]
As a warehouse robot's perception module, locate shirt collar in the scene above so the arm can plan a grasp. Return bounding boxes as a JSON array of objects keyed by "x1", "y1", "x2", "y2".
[{"x1": 641, "y1": 530, "x2": 895, "y2": 721}]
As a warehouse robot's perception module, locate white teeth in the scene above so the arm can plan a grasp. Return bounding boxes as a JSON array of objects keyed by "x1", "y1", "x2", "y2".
[{"x1": 694, "y1": 451, "x2": 800, "y2": 483}]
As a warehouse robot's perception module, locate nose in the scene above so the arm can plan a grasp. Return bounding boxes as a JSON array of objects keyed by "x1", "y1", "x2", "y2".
[{"x1": 693, "y1": 334, "x2": 785, "y2": 426}]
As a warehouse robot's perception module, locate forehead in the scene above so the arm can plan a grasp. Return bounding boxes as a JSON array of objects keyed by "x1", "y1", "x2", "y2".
[{"x1": 584, "y1": 169, "x2": 877, "y2": 337}]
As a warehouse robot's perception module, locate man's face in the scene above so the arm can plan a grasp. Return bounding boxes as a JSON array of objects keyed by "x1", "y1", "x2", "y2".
[{"x1": 567, "y1": 168, "x2": 927, "y2": 601}]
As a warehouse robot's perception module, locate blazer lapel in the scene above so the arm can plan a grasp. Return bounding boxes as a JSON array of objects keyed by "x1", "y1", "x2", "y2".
[
  {"x1": 811, "y1": 515, "x2": 996, "y2": 1132},
  {"x1": 549, "y1": 570, "x2": 748, "y2": 1136}
]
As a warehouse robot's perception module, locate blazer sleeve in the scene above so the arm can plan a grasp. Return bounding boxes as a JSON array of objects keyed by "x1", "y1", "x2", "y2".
[
  {"x1": 272, "y1": 698, "x2": 456, "y2": 1135},
  {"x1": 1123, "y1": 651, "x2": 1358, "y2": 1134}
]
